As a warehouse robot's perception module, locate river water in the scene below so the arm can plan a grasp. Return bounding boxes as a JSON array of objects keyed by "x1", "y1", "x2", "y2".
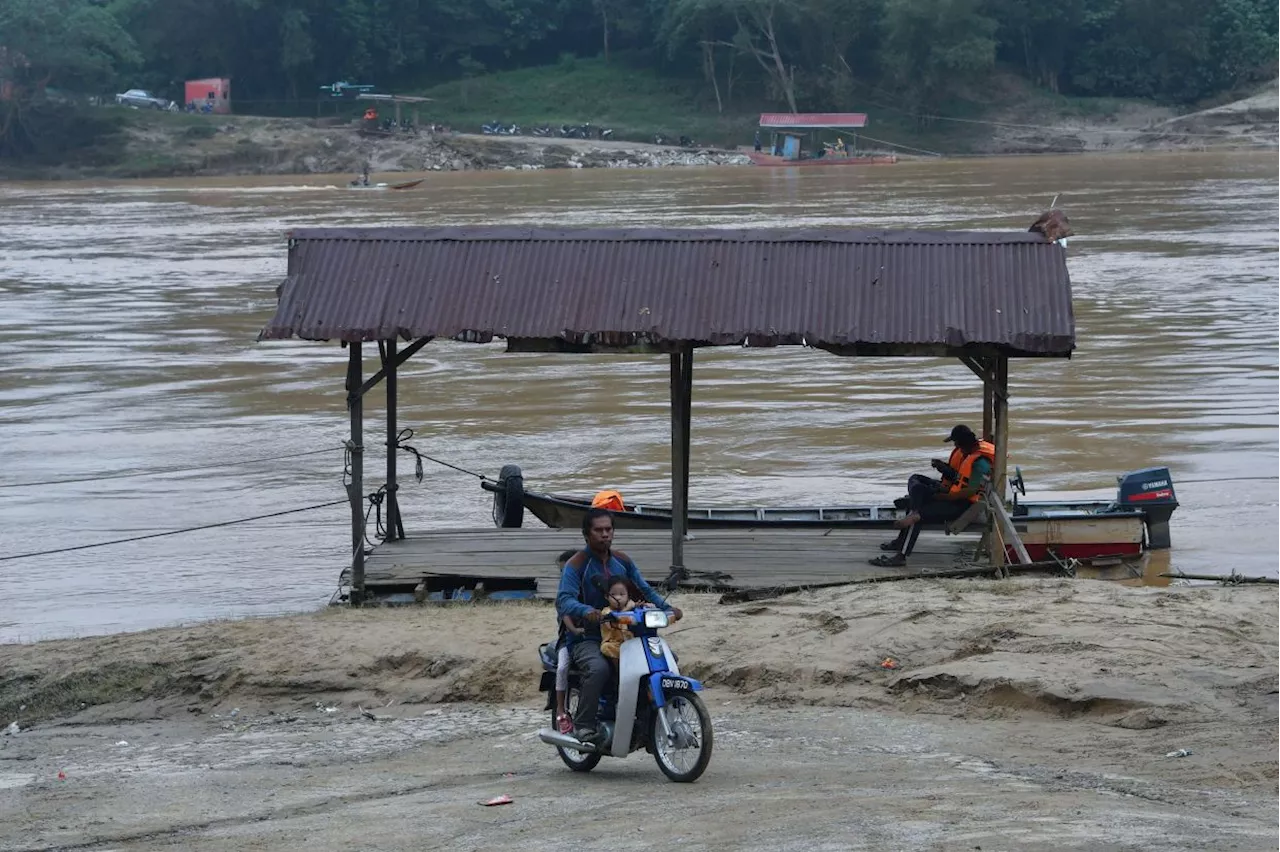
[{"x1": 1, "y1": 152, "x2": 1276, "y2": 642}]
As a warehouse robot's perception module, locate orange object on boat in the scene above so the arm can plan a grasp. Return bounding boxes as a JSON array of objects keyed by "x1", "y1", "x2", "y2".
[{"x1": 591, "y1": 490, "x2": 626, "y2": 511}]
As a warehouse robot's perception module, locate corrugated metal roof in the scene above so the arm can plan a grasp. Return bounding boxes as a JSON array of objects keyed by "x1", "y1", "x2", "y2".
[
  {"x1": 760, "y1": 112, "x2": 868, "y2": 128},
  {"x1": 259, "y1": 227, "x2": 1075, "y2": 357}
]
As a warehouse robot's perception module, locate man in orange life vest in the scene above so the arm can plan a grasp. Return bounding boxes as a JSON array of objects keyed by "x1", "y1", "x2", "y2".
[{"x1": 871, "y1": 424, "x2": 995, "y2": 567}]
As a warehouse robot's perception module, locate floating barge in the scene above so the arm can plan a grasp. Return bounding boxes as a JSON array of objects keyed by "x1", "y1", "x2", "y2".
[
  {"x1": 256, "y1": 218, "x2": 1169, "y2": 604},
  {"x1": 750, "y1": 112, "x2": 897, "y2": 166}
]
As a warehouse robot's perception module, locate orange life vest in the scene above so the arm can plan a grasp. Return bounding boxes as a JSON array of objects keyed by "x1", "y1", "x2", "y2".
[
  {"x1": 591, "y1": 490, "x2": 626, "y2": 512},
  {"x1": 946, "y1": 440, "x2": 996, "y2": 502}
]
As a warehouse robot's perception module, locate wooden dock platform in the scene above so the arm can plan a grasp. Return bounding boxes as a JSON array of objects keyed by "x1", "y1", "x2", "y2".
[{"x1": 359, "y1": 527, "x2": 986, "y2": 600}]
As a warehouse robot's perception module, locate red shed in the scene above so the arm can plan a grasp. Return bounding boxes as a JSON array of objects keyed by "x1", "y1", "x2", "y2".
[{"x1": 184, "y1": 78, "x2": 231, "y2": 114}]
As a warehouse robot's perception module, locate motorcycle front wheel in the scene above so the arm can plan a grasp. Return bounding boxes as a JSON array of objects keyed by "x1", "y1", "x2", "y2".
[
  {"x1": 650, "y1": 692, "x2": 713, "y2": 782},
  {"x1": 555, "y1": 686, "x2": 601, "y2": 772}
]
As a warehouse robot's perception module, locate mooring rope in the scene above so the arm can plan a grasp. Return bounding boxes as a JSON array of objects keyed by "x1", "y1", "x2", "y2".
[
  {"x1": 1, "y1": 447, "x2": 341, "y2": 490},
  {"x1": 393, "y1": 428, "x2": 488, "y2": 481},
  {"x1": 0, "y1": 499, "x2": 349, "y2": 563}
]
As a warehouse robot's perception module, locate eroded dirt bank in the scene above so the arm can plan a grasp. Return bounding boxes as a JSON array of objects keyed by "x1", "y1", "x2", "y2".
[{"x1": 0, "y1": 580, "x2": 1275, "y2": 850}]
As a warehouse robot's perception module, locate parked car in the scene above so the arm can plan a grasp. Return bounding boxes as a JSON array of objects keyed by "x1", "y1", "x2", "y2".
[{"x1": 115, "y1": 89, "x2": 173, "y2": 110}]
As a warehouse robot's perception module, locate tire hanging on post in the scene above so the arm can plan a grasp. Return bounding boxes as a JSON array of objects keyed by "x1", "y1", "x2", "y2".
[{"x1": 492, "y1": 464, "x2": 525, "y2": 528}]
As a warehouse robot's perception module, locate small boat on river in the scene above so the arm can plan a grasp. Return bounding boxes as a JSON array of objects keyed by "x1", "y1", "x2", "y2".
[
  {"x1": 482, "y1": 466, "x2": 1179, "y2": 562},
  {"x1": 346, "y1": 178, "x2": 425, "y2": 190}
]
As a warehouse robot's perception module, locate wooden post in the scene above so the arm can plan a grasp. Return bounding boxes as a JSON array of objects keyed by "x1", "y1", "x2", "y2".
[
  {"x1": 385, "y1": 337, "x2": 401, "y2": 541},
  {"x1": 680, "y1": 346, "x2": 693, "y2": 527},
  {"x1": 992, "y1": 357, "x2": 1010, "y2": 495},
  {"x1": 981, "y1": 357, "x2": 994, "y2": 442},
  {"x1": 669, "y1": 347, "x2": 692, "y2": 575},
  {"x1": 346, "y1": 342, "x2": 366, "y2": 604}
]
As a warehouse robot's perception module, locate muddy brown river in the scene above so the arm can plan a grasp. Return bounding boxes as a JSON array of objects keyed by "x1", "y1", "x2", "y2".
[{"x1": 1, "y1": 152, "x2": 1276, "y2": 641}]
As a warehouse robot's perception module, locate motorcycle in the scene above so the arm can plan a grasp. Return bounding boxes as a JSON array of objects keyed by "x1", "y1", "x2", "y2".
[{"x1": 537, "y1": 607, "x2": 713, "y2": 782}]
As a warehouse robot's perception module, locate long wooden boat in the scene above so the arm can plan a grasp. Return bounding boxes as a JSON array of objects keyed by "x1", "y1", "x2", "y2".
[
  {"x1": 480, "y1": 467, "x2": 1178, "y2": 562},
  {"x1": 346, "y1": 178, "x2": 425, "y2": 190},
  {"x1": 747, "y1": 152, "x2": 897, "y2": 167}
]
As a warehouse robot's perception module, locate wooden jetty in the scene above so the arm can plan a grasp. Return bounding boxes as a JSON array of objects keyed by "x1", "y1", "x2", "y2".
[
  {"x1": 259, "y1": 223, "x2": 1078, "y2": 604},
  {"x1": 360, "y1": 527, "x2": 988, "y2": 601}
]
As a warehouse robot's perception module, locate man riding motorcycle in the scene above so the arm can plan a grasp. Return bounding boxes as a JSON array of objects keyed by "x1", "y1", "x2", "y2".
[{"x1": 555, "y1": 507, "x2": 682, "y2": 744}]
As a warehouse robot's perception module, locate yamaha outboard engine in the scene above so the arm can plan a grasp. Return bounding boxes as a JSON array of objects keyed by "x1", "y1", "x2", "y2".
[{"x1": 1116, "y1": 467, "x2": 1178, "y2": 549}]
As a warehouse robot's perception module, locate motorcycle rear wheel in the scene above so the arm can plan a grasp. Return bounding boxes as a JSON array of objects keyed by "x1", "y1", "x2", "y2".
[
  {"x1": 555, "y1": 686, "x2": 601, "y2": 772},
  {"x1": 651, "y1": 692, "x2": 713, "y2": 782}
]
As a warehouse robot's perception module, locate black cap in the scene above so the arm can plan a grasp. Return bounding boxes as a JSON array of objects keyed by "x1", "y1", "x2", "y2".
[{"x1": 944, "y1": 424, "x2": 977, "y2": 444}]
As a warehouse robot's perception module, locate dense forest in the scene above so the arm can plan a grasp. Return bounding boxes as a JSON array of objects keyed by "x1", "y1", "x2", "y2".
[{"x1": 1, "y1": 0, "x2": 1277, "y2": 157}]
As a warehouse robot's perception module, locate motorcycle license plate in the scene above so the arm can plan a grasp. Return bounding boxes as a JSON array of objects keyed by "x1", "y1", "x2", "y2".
[{"x1": 660, "y1": 678, "x2": 690, "y2": 691}]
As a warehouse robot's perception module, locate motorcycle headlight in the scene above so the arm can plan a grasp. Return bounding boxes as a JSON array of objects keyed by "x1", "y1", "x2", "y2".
[{"x1": 643, "y1": 609, "x2": 670, "y2": 629}]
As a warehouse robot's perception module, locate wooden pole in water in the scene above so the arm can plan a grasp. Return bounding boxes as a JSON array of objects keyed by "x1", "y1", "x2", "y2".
[
  {"x1": 346, "y1": 342, "x2": 366, "y2": 604},
  {"x1": 385, "y1": 337, "x2": 401, "y2": 541}
]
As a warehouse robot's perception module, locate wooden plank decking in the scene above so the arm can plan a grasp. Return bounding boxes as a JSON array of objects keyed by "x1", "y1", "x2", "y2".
[{"x1": 361, "y1": 527, "x2": 984, "y2": 597}]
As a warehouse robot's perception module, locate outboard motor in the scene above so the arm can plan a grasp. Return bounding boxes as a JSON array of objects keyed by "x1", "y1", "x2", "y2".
[{"x1": 1116, "y1": 467, "x2": 1178, "y2": 549}]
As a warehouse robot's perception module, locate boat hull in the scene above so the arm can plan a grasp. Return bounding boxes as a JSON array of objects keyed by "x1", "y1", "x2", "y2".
[{"x1": 497, "y1": 488, "x2": 1148, "y2": 561}]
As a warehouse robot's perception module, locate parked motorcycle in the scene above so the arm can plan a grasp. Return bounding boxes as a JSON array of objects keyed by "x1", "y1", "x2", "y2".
[{"x1": 537, "y1": 607, "x2": 713, "y2": 782}]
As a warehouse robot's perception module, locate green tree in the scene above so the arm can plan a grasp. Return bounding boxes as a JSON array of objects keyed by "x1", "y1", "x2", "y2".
[
  {"x1": 279, "y1": 8, "x2": 315, "y2": 100},
  {"x1": 879, "y1": 0, "x2": 997, "y2": 117},
  {"x1": 661, "y1": 0, "x2": 804, "y2": 112},
  {"x1": 0, "y1": 0, "x2": 140, "y2": 156}
]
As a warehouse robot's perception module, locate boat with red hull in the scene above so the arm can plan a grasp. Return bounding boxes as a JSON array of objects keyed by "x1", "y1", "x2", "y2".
[{"x1": 747, "y1": 152, "x2": 897, "y2": 167}]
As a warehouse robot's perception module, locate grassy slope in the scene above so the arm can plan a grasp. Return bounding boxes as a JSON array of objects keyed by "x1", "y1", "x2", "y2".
[
  {"x1": 413, "y1": 57, "x2": 761, "y2": 147},
  {"x1": 409, "y1": 58, "x2": 1122, "y2": 154}
]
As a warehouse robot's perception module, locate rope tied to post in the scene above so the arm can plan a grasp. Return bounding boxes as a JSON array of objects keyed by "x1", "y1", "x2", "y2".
[{"x1": 393, "y1": 427, "x2": 488, "y2": 482}]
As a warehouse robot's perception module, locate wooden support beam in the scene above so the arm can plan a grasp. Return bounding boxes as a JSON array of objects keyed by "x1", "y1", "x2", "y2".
[
  {"x1": 987, "y1": 357, "x2": 1011, "y2": 570},
  {"x1": 982, "y1": 374, "x2": 994, "y2": 444},
  {"x1": 385, "y1": 337, "x2": 402, "y2": 541},
  {"x1": 992, "y1": 357, "x2": 1010, "y2": 495},
  {"x1": 680, "y1": 346, "x2": 693, "y2": 529},
  {"x1": 352, "y1": 336, "x2": 432, "y2": 402},
  {"x1": 987, "y1": 491, "x2": 1032, "y2": 565},
  {"x1": 669, "y1": 346, "x2": 693, "y2": 575},
  {"x1": 346, "y1": 342, "x2": 366, "y2": 604}
]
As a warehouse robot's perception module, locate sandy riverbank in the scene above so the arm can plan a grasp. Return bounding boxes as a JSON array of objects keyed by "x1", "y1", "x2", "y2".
[
  {"x1": 11, "y1": 82, "x2": 1275, "y2": 180},
  {"x1": 0, "y1": 579, "x2": 1275, "y2": 849}
]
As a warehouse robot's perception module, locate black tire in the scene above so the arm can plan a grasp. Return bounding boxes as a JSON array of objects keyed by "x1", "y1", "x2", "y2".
[
  {"x1": 650, "y1": 692, "x2": 713, "y2": 782},
  {"x1": 555, "y1": 686, "x2": 601, "y2": 772},
  {"x1": 493, "y1": 464, "x2": 524, "y2": 528}
]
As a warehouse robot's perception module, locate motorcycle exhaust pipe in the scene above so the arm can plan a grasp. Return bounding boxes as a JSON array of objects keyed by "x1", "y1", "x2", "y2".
[{"x1": 538, "y1": 728, "x2": 599, "y2": 754}]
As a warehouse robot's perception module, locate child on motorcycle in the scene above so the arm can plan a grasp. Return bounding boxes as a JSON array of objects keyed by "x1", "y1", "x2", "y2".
[
  {"x1": 600, "y1": 578, "x2": 643, "y2": 659},
  {"x1": 554, "y1": 550, "x2": 584, "y2": 735}
]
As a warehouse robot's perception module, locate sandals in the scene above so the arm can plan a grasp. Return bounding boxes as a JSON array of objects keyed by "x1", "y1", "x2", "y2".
[
  {"x1": 880, "y1": 539, "x2": 903, "y2": 551},
  {"x1": 869, "y1": 553, "x2": 907, "y2": 567}
]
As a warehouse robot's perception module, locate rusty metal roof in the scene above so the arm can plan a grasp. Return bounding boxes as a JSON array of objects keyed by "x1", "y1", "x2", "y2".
[
  {"x1": 760, "y1": 112, "x2": 868, "y2": 128},
  {"x1": 259, "y1": 227, "x2": 1075, "y2": 357}
]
